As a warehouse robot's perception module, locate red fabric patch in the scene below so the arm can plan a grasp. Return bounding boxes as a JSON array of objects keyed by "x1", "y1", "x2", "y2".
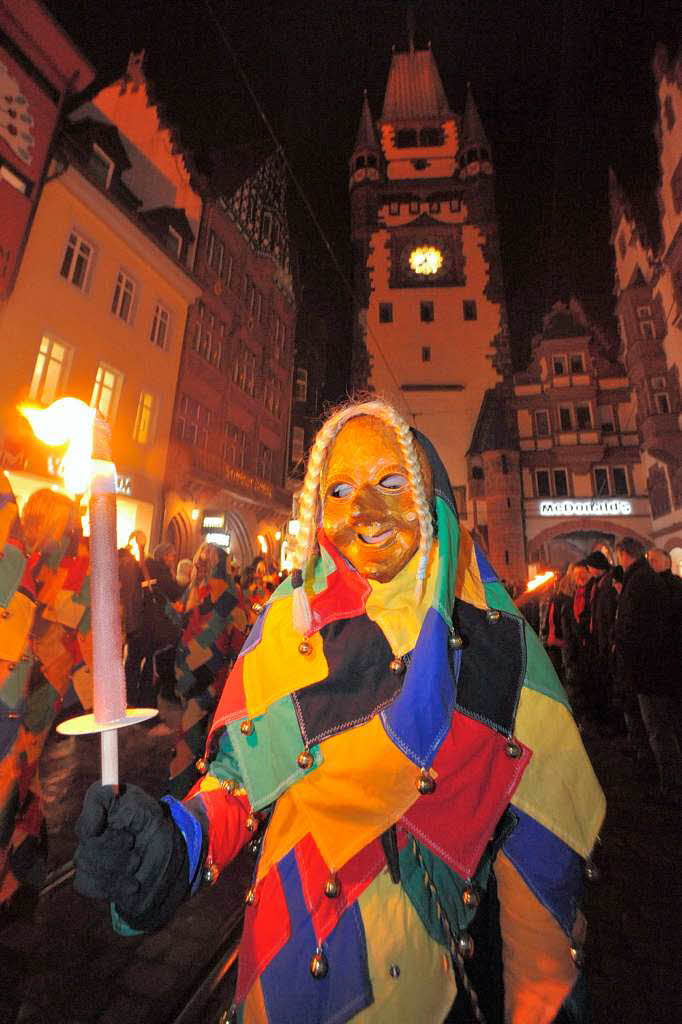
[
  {"x1": 296, "y1": 832, "x2": 396, "y2": 943},
  {"x1": 18, "y1": 547, "x2": 39, "y2": 598},
  {"x1": 307, "y1": 530, "x2": 370, "y2": 635},
  {"x1": 235, "y1": 863, "x2": 291, "y2": 1004},
  {"x1": 193, "y1": 787, "x2": 252, "y2": 870},
  {"x1": 60, "y1": 555, "x2": 89, "y2": 592},
  {"x1": 401, "y1": 713, "x2": 532, "y2": 878},
  {"x1": 207, "y1": 656, "x2": 247, "y2": 742}
]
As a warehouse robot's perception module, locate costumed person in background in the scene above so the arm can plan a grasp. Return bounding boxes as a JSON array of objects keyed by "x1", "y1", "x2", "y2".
[
  {"x1": 119, "y1": 529, "x2": 150, "y2": 707},
  {"x1": 1, "y1": 481, "x2": 91, "y2": 924},
  {"x1": 166, "y1": 542, "x2": 241, "y2": 799},
  {"x1": 73, "y1": 399, "x2": 605, "y2": 1023}
]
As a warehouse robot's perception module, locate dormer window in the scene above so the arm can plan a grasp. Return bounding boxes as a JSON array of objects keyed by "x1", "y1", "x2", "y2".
[
  {"x1": 88, "y1": 144, "x2": 114, "y2": 190},
  {"x1": 419, "y1": 128, "x2": 443, "y2": 147},
  {"x1": 167, "y1": 226, "x2": 182, "y2": 259},
  {"x1": 396, "y1": 129, "x2": 418, "y2": 148}
]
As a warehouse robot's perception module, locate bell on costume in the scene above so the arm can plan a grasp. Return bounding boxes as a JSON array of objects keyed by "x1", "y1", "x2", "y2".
[
  {"x1": 462, "y1": 885, "x2": 480, "y2": 908},
  {"x1": 448, "y1": 630, "x2": 463, "y2": 649},
  {"x1": 204, "y1": 861, "x2": 219, "y2": 885},
  {"x1": 417, "y1": 768, "x2": 436, "y2": 794},
  {"x1": 324, "y1": 875, "x2": 340, "y2": 898},
  {"x1": 389, "y1": 657, "x2": 404, "y2": 674},
  {"x1": 297, "y1": 749, "x2": 313, "y2": 770},
  {"x1": 240, "y1": 719, "x2": 254, "y2": 736},
  {"x1": 457, "y1": 932, "x2": 475, "y2": 959},
  {"x1": 298, "y1": 640, "x2": 313, "y2": 655},
  {"x1": 195, "y1": 757, "x2": 208, "y2": 774},
  {"x1": 310, "y1": 945, "x2": 329, "y2": 978}
]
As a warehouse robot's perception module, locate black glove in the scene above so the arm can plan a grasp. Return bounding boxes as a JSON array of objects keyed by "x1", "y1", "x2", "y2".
[{"x1": 74, "y1": 783, "x2": 192, "y2": 932}]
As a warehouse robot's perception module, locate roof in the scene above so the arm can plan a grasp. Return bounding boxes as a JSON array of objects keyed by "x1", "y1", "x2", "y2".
[
  {"x1": 460, "y1": 84, "x2": 490, "y2": 151},
  {"x1": 381, "y1": 47, "x2": 453, "y2": 122},
  {"x1": 468, "y1": 387, "x2": 517, "y2": 454},
  {"x1": 354, "y1": 91, "x2": 378, "y2": 150}
]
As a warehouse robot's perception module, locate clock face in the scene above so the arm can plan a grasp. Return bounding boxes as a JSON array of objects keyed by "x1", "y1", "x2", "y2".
[{"x1": 408, "y1": 245, "x2": 443, "y2": 276}]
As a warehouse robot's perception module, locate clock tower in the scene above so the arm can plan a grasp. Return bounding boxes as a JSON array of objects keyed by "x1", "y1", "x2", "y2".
[{"x1": 349, "y1": 44, "x2": 515, "y2": 551}]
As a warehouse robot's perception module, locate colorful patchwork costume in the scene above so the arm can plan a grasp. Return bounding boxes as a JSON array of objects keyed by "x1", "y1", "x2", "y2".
[
  {"x1": 76, "y1": 417, "x2": 605, "y2": 1023},
  {"x1": 0, "y1": 474, "x2": 91, "y2": 909}
]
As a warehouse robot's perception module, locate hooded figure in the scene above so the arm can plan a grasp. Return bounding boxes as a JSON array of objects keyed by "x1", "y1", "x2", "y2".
[{"x1": 74, "y1": 400, "x2": 605, "y2": 1023}]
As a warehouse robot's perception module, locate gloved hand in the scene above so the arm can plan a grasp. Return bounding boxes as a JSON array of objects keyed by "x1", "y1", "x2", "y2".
[{"x1": 74, "y1": 783, "x2": 193, "y2": 932}]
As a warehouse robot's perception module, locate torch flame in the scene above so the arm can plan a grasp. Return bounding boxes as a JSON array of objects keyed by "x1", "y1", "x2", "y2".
[
  {"x1": 526, "y1": 570, "x2": 555, "y2": 593},
  {"x1": 19, "y1": 397, "x2": 95, "y2": 496}
]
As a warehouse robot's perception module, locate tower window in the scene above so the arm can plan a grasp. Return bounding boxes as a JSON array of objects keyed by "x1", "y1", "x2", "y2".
[
  {"x1": 479, "y1": 148, "x2": 490, "y2": 162},
  {"x1": 420, "y1": 301, "x2": 434, "y2": 323},
  {"x1": 420, "y1": 128, "x2": 443, "y2": 146},
  {"x1": 501, "y1": 454, "x2": 509, "y2": 474},
  {"x1": 409, "y1": 199, "x2": 419, "y2": 214},
  {"x1": 449, "y1": 196, "x2": 461, "y2": 212},
  {"x1": 389, "y1": 201, "x2": 400, "y2": 215},
  {"x1": 379, "y1": 302, "x2": 393, "y2": 323},
  {"x1": 396, "y1": 129, "x2": 418, "y2": 148},
  {"x1": 428, "y1": 200, "x2": 440, "y2": 213},
  {"x1": 472, "y1": 466, "x2": 484, "y2": 480},
  {"x1": 367, "y1": 154, "x2": 377, "y2": 168},
  {"x1": 421, "y1": 346, "x2": 431, "y2": 362},
  {"x1": 463, "y1": 300, "x2": 477, "y2": 321},
  {"x1": 355, "y1": 155, "x2": 366, "y2": 170}
]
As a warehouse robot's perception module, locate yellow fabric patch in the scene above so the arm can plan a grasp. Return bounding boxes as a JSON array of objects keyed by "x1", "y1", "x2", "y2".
[
  {"x1": 454, "y1": 525, "x2": 487, "y2": 609},
  {"x1": 494, "y1": 851, "x2": 577, "y2": 1024},
  {"x1": 243, "y1": 597, "x2": 329, "y2": 717},
  {"x1": 243, "y1": 976, "x2": 268, "y2": 1024},
  {"x1": 512, "y1": 688, "x2": 606, "y2": 858},
  {"x1": 71, "y1": 663, "x2": 93, "y2": 711},
  {"x1": 33, "y1": 623, "x2": 71, "y2": 694},
  {"x1": 365, "y1": 547, "x2": 436, "y2": 657},
  {"x1": 42, "y1": 590, "x2": 86, "y2": 630},
  {"x1": 354, "y1": 867, "x2": 456, "y2": 1023},
  {"x1": 259, "y1": 715, "x2": 419, "y2": 876},
  {"x1": 36, "y1": 565, "x2": 67, "y2": 609},
  {"x1": 0, "y1": 589, "x2": 35, "y2": 663}
]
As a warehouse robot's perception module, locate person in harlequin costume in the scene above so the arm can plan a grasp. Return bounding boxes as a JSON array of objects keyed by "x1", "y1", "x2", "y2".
[
  {"x1": 74, "y1": 400, "x2": 606, "y2": 1023},
  {"x1": 1, "y1": 479, "x2": 91, "y2": 919}
]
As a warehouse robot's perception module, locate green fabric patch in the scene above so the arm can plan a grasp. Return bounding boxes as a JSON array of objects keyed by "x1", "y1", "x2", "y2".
[
  {"x1": 0, "y1": 543, "x2": 26, "y2": 607},
  {"x1": 228, "y1": 696, "x2": 322, "y2": 811},
  {"x1": 400, "y1": 838, "x2": 493, "y2": 944},
  {"x1": 207, "y1": 728, "x2": 244, "y2": 787},
  {"x1": 433, "y1": 497, "x2": 457, "y2": 625},
  {"x1": 522, "y1": 622, "x2": 570, "y2": 708},
  {"x1": 0, "y1": 656, "x2": 32, "y2": 710}
]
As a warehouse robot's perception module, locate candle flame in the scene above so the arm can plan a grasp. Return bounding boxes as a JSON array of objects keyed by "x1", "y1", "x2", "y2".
[
  {"x1": 526, "y1": 570, "x2": 555, "y2": 593},
  {"x1": 19, "y1": 397, "x2": 95, "y2": 496},
  {"x1": 129, "y1": 535, "x2": 141, "y2": 562}
]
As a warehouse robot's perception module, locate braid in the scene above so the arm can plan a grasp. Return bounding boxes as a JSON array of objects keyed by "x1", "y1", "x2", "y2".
[{"x1": 290, "y1": 399, "x2": 435, "y2": 633}]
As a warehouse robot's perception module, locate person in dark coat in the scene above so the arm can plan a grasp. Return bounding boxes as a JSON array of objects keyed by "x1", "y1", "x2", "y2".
[
  {"x1": 145, "y1": 543, "x2": 185, "y2": 710},
  {"x1": 615, "y1": 537, "x2": 682, "y2": 801},
  {"x1": 580, "y1": 551, "x2": 611, "y2": 729},
  {"x1": 119, "y1": 533, "x2": 147, "y2": 706},
  {"x1": 146, "y1": 543, "x2": 184, "y2": 604}
]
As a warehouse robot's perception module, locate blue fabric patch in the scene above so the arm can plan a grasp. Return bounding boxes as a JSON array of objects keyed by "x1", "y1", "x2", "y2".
[
  {"x1": 474, "y1": 544, "x2": 498, "y2": 584},
  {"x1": 504, "y1": 804, "x2": 582, "y2": 936},
  {"x1": 161, "y1": 795, "x2": 205, "y2": 894},
  {"x1": 259, "y1": 850, "x2": 372, "y2": 1024},
  {"x1": 380, "y1": 608, "x2": 457, "y2": 766},
  {"x1": 238, "y1": 607, "x2": 266, "y2": 658}
]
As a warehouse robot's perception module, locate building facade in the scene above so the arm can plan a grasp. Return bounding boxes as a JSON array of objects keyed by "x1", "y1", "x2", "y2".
[
  {"x1": 611, "y1": 45, "x2": 682, "y2": 571},
  {"x1": 163, "y1": 148, "x2": 297, "y2": 570},
  {"x1": 0, "y1": 52, "x2": 201, "y2": 544}
]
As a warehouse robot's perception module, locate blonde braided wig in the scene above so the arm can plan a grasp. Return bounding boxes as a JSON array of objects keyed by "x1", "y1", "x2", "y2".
[{"x1": 290, "y1": 400, "x2": 434, "y2": 634}]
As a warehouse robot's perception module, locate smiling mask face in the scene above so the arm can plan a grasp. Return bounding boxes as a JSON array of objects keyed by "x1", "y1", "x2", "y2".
[{"x1": 321, "y1": 416, "x2": 432, "y2": 583}]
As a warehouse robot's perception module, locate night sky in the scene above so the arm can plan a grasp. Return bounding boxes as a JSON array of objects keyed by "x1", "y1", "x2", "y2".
[{"x1": 44, "y1": 0, "x2": 680, "y2": 393}]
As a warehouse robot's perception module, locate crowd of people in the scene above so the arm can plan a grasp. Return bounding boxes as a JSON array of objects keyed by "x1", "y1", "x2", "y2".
[{"x1": 530, "y1": 539, "x2": 682, "y2": 804}]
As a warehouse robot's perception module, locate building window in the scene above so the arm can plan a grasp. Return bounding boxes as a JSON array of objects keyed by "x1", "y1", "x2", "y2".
[
  {"x1": 111, "y1": 271, "x2": 136, "y2": 323},
  {"x1": 257, "y1": 443, "x2": 273, "y2": 481},
  {"x1": 291, "y1": 425, "x2": 305, "y2": 465},
  {"x1": 409, "y1": 199, "x2": 420, "y2": 214},
  {"x1": 421, "y1": 346, "x2": 431, "y2": 363},
  {"x1": 28, "y1": 335, "x2": 71, "y2": 404},
  {"x1": 535, "y1": 469, "x2": 551, "y2": 498},
  {"x1": 176, "y1": 393, "x2": 210, "y2": 448},
  {"x1": 90, "y1": 363, "x2": 122, "y2": 421},
  {"x1": 612, "y1": 467, "x2": 628, "y2": 496},
  {"x1": 133, "y1": 391, "x2": 155, "y2": 444},
  {"x1": 598, "y1": 405, "x2": 615, "y2": 432},
  {"x1": 233, "y1": 347, "x2": 256, "y2": 396},
  {"x1": 150, "y1": 303, "x2": 170, "y2": 349},
  {"x1": 389, "y1": 201, "x2": 400, "y2": 215},
  {"x1": 569, "y1": 353, "x2": 584, "y2": 373},
  {"x1": 396, "y1": 129, "x2": 417, "y2": 148},
  {"x1": 553, "y1": 469, "x2": 568, "y2": 497},
  {"x1": 429, "y1": 200, "x2": 440, "y2": 214},
  {"x1": 534, "y1": 410, "x2": 550, "y2": 437},
  {"x1": 501, "y1": 454, "x2": 509, "y2": 474},
  {"x1": 420, "y1": 128, "x2": 442, "y2": 146},
  {"x1": 576, "y1": 404, "x2": 592, "y2": 430},
  {"x1": 553, "y1": 356, "x2": 566, "y2": 375},
  {"x1": 60, "y1": 230, "x2": 93, "y2": 290},
  {"x1": 449, "y1": 195, "x2": 461, "y2": 212},
  {"x1": 594, "y1": 467, "x2": 609, "y2": 496},
  {"x1": 379, "y1": 302, "x2": 393, "y2": 323},
  {"x1": 559, "y1": 406, "x2": 573, "y2": 431},
  {"x1": 420, "y1": 301, "x2": 434, "y2": 323},
  {"x1": 463, "y1": 300, "x2": 477, "y2": 321},
  {"x1": 640, "y1": 319, "x2": 655, "y2": 339},
  {"x1": 654, "y1": 392, "x2": 670, "y2": 414},
  {"x1": 87, "y1": 144, "x2": 114, "y2": 189},
  {"x1": 207, "y1": 230, "x2": 224, "y2": 274},
  {"x1": 294, "y1": 367, "x2": 308, "y2": 403},
  {"x1": 264, "y1": 375, "x2": 282, "y2": 418},
  {"x1": 225, "y1": 252, "x2": 234, "y2": 289},
  {"x1": 224, "y1": 422, "x2": 247, "y2": 468}
]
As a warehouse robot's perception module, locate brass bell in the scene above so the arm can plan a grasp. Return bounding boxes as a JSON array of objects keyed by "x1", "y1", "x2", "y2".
[
  {"x1": 220, "y1": 778, "x2": 236, "y2": 793},
  {"x1": 389, "y1": 657, "x2": 404, "y2": 674},
  {"x1": 204, "y1": 861, "x2": 219, "y2": 885},
  {"x1": 195, "y1": 757, "x2": 208, "y2": 774},
  {"x1": 457, "y1": 932, "x2": 475, "y2": 959},
  {"x1": 584, "y1": 859, "x2": 600, "y2": 882},
  {"x1": 298, "y1": 640, "x2": 313, "y2": 655},
  {"x1": 448, "y1": 631, "x2": 463, "y2": 649},
  {"x1": 310, "y1": 946, "x2": 329, "y2": 979},
  {"x1": 240, "y1": 719, "x2": 254, "y2": 736},
  {"x1": 324, "y1": 876, "x2": 340, "y2": 898},
  {"x1": 417, "y1": 769, "x2": 436, "y2": 795},
  {"x1": 570, "y1": 944, "x2": 585, "y2": 968},
  {"x1": 252, "y1": 602, "x2": 263, "y2": 615},
  {"x1": 462, "y1": 886, "x2": 480, "y2": 908},
  {"x1": 245, "y1": 887, "x2": 256, "y2": 905},
  {"x1": 388, "y1": 964, "x2": 400, "y2": 978},
  {"x1": 297, "y1": 750, "x2": 313, "y2": 770},
  {"x1": 486, "y1": 609, "x2": 501, "y2": 623},
  {"x1": 245, "y1": 815, "x2": 258, "y2": 832},
  {"x1": 505, "y1": 740, "x2": 522, "y2": 758}
]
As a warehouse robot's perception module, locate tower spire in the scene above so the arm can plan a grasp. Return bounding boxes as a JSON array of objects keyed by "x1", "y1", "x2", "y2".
[
  {"x1": 407, "y1": 4, "x2": 415, "y2": 53},
  {"x1": 460, "y1": 83, "x2": 490, "y2": 153},
  {"x1": 354, "y1": 90, "x2": 378, "y2": 152}
]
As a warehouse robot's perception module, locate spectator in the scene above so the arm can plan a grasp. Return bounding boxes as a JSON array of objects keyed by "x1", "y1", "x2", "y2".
[
  {"x1": 542, "y1": 567, "x2": 574, "y2": 684},
  {"x1": 581, "y1": 551, "x2": 611, "y2": 729},
  {"x1": 615, "y1": 537, "x2": 682, "y2": 802},
  {"x1": 146, "y1": 543, "x2": 184, "y2": 603},
  {"x1": 119, "y1": 530, "x2": 149, "y2": 706},
  {"x1": 176, "y1": 557, "x2": 193, "y2": 589}
]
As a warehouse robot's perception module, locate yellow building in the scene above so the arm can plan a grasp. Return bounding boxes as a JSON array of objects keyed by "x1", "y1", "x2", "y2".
[{"x1": 0, "y1": 54, "x2": 201, "y2": 546}]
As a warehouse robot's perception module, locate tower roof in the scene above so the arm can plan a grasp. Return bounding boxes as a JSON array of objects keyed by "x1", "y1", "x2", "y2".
[
  {"x1": 468, "y1": 387, "x2": 517, "y2": 454},
  {"x1": 354, "y1": 91, "x2": 379, "y2": 150},
  {"x1": 460, "y1": 84, "x2": 490, "y2": 151},
  {"x1": 381, "y1": 47, "x2": 453, "y2": 122}
]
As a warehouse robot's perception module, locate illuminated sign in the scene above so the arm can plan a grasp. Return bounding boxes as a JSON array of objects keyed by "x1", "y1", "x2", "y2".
[
  {"x1": 202, "y1": 514, "x2": 225, "y2": 530},
  {"x1": 539, "y1": 499, "x2": 632, "y2": 517},
  {"x1": 223, "y1": 465, "x2": 273, "y2": 501},
  {"x1": 205, "y1": 531, "x2": 231, "y2": 549}
]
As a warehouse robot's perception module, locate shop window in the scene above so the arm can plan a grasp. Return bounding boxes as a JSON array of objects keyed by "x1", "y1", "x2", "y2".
[
  {"x1": 534, "y1": 410, "x2": 550, "y2": 437},
  {"x1": 559, "y1": 406, "x2": 573, "y2": 431},
  {"x1": 29, "y1": 334, "x2": 71, "y2": 405},
  {"x1": 133, "y1": 391, "x2": 155, "y2": 444},
  {"x1": 420, "y1": 301, "x2": 434, "y2": 323},
  {"x1": 535, "y1": 469, "x2": 550, "y2": 498},
  {"x1": 60, "y1": 230, "x2": 93, "y2": 290},
  {"x1": 150, "y1": 303, "x2": 170, "y2": 349},
  {"x1": 576, "y1": 404, "x2": 592, "y2": 430},
  {"x1": 379, "y1": 302, "x2": 393, "y2": 323},
  {"x1": 553, "y1": 469, "x2": 568, "y2": 497},
  {"x1": 90, "y1": 363, "x2": 123, "y2": 422},
  {"x1": 111, "y1": 270, "x2": 136, "y2": 324},
  {"x1": 463, "y1": 300, "x2": 477, "y2": 321}
]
